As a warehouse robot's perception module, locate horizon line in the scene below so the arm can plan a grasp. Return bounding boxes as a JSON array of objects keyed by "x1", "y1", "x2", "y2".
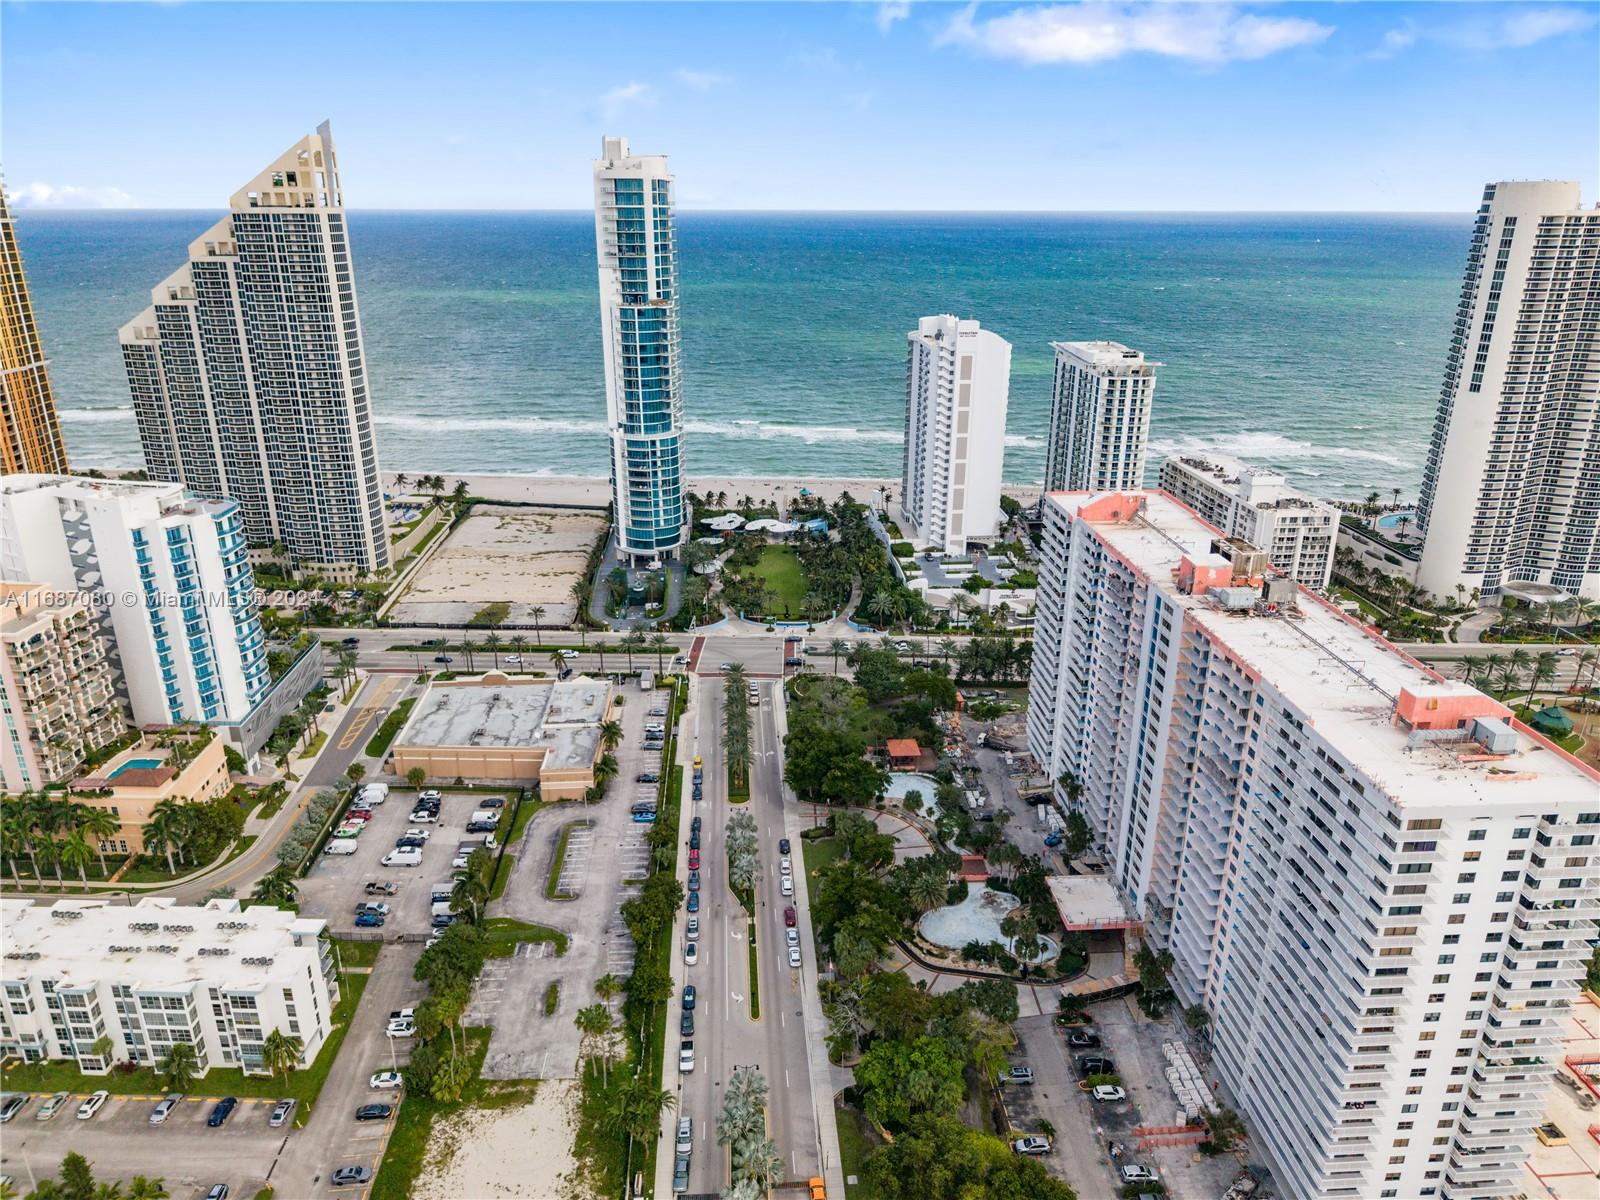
[{"x1": 10, "y1": 205, "x2": 1479, "y2": 218}]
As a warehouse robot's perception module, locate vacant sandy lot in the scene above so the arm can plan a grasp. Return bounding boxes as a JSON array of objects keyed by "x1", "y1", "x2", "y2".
[
  {"x1": 391, "y1": 505, "x2": 605, "y2": 627},
  {"x1": 412, "y1": 1079, "x2": 587, "y2": 1200}
]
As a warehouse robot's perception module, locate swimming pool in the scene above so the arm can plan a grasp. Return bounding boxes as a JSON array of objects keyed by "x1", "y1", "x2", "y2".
[
  {"x1": 107, "y1": 758, "x2": 163, "y2": 778},
  {"x1": 1375, "y1": 510, "x2": 1417, "y2": 532}
]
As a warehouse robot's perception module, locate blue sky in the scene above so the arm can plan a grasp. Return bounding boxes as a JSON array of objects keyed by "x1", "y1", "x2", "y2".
[{"x1": 4, "y1": 1, "x2": 1596, "y2": 211}]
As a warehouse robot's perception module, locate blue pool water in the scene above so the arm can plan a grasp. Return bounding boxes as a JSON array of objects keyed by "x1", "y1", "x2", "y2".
[
  {"x1": 1375, "y1": 510, "x2": 1418, "y2": 531},
  {"x1": 108, "y1": 758, "x2": 162, "y2": 778}
]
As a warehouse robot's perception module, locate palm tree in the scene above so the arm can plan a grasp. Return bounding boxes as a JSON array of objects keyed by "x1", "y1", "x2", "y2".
[
  {"x1": 451, "y1": 873, "x2": 488, "y2": 924},
  {"x1": 77, "y1": 806, "x2": 120, "y2": 875},
  {"x1": 1364, "y1": 490, "x2": 1380, "y2": 516},
  {"x1": 126, "y1": 1181, "x2": 169, "y2": 1200},
  {"x1": 828, "y1": 637, "x2": 849, "y2": 675},
  {"x1": 592, "y1": 640, "x2": 610, "y2": 674},
  {"x1": 594, "y1": 973, "x2": 624, "y2": 1004},
  {"x1": 907, "y1": 870, "x2": 948, "y2": 914},
  {"x1": 58, "y1": 829, "x2": 94, "y2": 891},
  {"x1": 620, "y1": 631, "x2": 642, "y2": 671},
  {"x1": 1526, "y1": 651, "x2": 1560, "y2": 709},
  {"x1": 549, "y1": 649, "x2": 566, "y2": 675},
  {"x1": 530, "y1": 604, "x2": 547, "y2": 637},
  {"x1": 251, "y1": 863, "x2": 299, "y2": 908},
  {"x1": 866, "y1": 589, "x2": 896, "y2": 629},
  {"x1": 94, "y1": 1184, "x2": 124, "y2": 1200},
  {"x1": 394, "y1": 472, "x2": 409, "y2": 492},
  {"x1": 599, "y1": 719, "x2": 623, "y2": 752},
  {"x1": 484, "y1": 631, "x2": 502, "y2": 669},
  {"x1": 451, "y1": 479, "x2": 469, "y2": 503},
  {"x1": 593, "y1": 753, "x2": 619, "y2": 793},
  {"x1": 144, "y1": 800, "x2": 182, "y2": 874},
  {"x1": 938, "y1": 637, "x2": 958, "y2": 668},
  {"x1": 158, "y1": 1042, "x2": 200, "y2": 1092},
  {"x1": 650, "y1": 633, "x2": 671, "y2": 673},
  {"x1": 260, "y1": 1028, "x2": 303, "y2": 1082}
]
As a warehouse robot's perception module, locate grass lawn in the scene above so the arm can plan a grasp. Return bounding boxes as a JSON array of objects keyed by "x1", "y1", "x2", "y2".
[
  {"x1": 747, "y1": 923, "x2": 760, "y2": 1020},
  {"x1": 487, "y1": 796, "x2": 543, "y2": 901},
  {"x1": 116, "y1": 835, "x2": 257, "y2": 885},
  {"x1": 835, "y1": 1101, "x2": 883, "y2": 1199},
  {"x1": 744, "y1": 544, "x2": 809, "y2": 616},
  {"x1": 365, "y1": 697, "x2": 416, "y2": 759},
  {"x1": 298, "y1": 731, "x2": 328, "y2": 759},
  {"x1": 482, "y1": 916, "x2": 569, "y2": 959},
  {"x1": 801, "y1": 835, "x2": 845, "y2": 877},
  {"x1": 331, "y1": 937, "x2": 383, "y2": 969},
  {"x1": 2, "y1": 972, "x2": 369, "y2": 1106}
]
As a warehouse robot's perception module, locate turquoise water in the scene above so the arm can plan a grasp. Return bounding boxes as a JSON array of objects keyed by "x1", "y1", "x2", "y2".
[
  {"x1": 108, "y1": 757, "x2": 162, "y2": 778},
  {"x1": 17, "y1": 210, "x2": 1468, "y2": 498},
  {"x1": 1375, "y1": 510, "x2": 1418, "y2": 530}
]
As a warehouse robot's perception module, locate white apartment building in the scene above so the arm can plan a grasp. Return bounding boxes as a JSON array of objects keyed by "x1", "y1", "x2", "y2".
[
  {"x1": 1027, "y1": 491, "x2": 1599, "y2": 1200},
  {"x1": 0, "y1": 475, "x2": 269, "y2": 728},
  {"x1": 0, "y1": 897, "x2": 335, "y2": 1075},
  {"x1": 594, "y1": 136, "x2": 688, "y2": 562},
  {"x1": 1158, "y1": 453, "x2": 1339, "y2": 589},
  {"x1": 1415, "y1": 181, "x2": 1600, "y2": 603},
  {"x1": 899, "y1": 315, "x2": 1012, "y2": 556},
  {"x1": 119, "y1": 123, "x2": 389, "y2": 581},
  {"x1": 0, "y1": 582, "x2": 124, "y2": 792},
  {"x1": 1042, "y1": 340, "x2": 1157, "y2": 492}
]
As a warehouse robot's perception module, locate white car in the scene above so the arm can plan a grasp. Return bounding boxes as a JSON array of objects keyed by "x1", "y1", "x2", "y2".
[
  {"x1": 560, "y1": 649, "x2": 579, "y2": 659},
  {"x1": 503, "y1": 655, "x2": 522, "y2": 665},
  {"x1": 684, "y1": 942, "x2": 698, "y2": 966},
  {"x1": 786, "y1": 928, "x2": 799, "y2": 947},
  {"x1": 407, "y1": 810, "x2": 438, "y2": 823},
  {"x1": 76, "y1": 1091, "x2": 109, "y2": 1121},
  {"x1": 779, "y1": 857, "x2": 792, "y2": 876},
  {"x1": 1120, "y1": 1165, "x2": 1159, "y2": 1184},
  {"x1": 369, "y1": 1071, "x2": 403, "y2": 1090},
  {"x1": 788, "y1": 946, "x2": 802, "y2": 968},
  {"x1": 401, "y1": 828, "x2": 432, "y2": 841},
  {"x1": 1091, "y1": 1085, "x2": 1127, "y2": 1102},
  {"x1": 679, "y1": 1041, "x2": 695, "y2": 1073},
  {"x1": 686, "y1": 916, "x2": 700, "y2": 941},
  {"x1": 386, "y1": 1021, "x2": 415, "y2": 1038},
  {"x1": 780, "y1": 876, "x2": 794, "y2": 897}
]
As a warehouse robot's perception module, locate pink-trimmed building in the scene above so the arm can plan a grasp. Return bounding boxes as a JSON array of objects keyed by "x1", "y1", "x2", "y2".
[{"x1": 1026, "y1": 490, "x2": 1599, "y2": 1200}]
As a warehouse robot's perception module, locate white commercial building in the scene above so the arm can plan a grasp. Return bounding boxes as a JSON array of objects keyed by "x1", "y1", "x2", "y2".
[
  {"x1": 593, "y1": 136, "x2": 688, "y2": 562},
  {"x1": 899, "y1": 315, "x2": 1012, "y2": 556},
  {"x1": 1415, "y1": 181, "x2": 1600, "y2": 603},
  {"x1": 1027, "y1": 491, "x2": 1599, "y2": 1200},
  {"x1": 0, "y1": 897, "x2": 336, "y2": 1076},
  {"x1": 1158, "y1": 453, "x2": 1339, "y2": 589},
  {"x1": 1042, "y1": 340, "x2": 1157, "y2": 492},
  {"x1": 0, "y1": 475, "x2": 269, "y2": 727},
  {"x1": 119, "y1": 123, "x2": 389, "y2": 581}
]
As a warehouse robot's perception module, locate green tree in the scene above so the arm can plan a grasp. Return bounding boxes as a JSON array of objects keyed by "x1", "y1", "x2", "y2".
[
  {"x1": 126, "y1": 1182, "x2": 169, "y2": 1200},
  {"x1": 251, "y1": 863, "x2": 299, "y2": 908},
  {"x1": 1203, "y1": 1106, "x2": 1247, "y2": 1152},
  {"x1": 863, "y1": 1114, "x2": 1076, "y2": 1200},
  {"x1": 59, "y1": 1153, "x2": 96, "y2": 1200},
  {"x1": 157, "y1": 1042, "x2": 199, "y2": 1092},
  {"x1": 407, "y1": 766, "x2": 427, "y2": 789},
  {"x1": 76, "y1": 806, "x2": 121, "y2": 875},
  {"x1": 58, "y1": 829, "x2": 94, "y2": 891},
  {"x1": 855, "y1": 1036, "x2": 966, "y2": 1129},
  {"x1": 261, "y1": 1027, "x2": 304, "y2": 1082},
  {"x1": 345, "y1": 762, "x2": 366, "y2": 783}
]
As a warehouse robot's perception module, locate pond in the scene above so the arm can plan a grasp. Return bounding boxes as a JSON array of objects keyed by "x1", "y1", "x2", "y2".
[{"x1": 918, "y1": 883, "x2": 1058, "y2": 965}]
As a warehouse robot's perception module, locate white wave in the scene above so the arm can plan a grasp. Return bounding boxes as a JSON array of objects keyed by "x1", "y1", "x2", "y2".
[
  {"x1": 1149, "y1": 431, "x2": 1417, "y2": 470},
  {"x1": 378, "y1": 414, "x2": 609, "y2": 435},
  {"x1": 59, "y1": 407, "x2": 135, "y2": 423}
]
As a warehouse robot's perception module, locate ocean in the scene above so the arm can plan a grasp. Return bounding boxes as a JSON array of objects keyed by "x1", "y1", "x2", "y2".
[{"x1": 18, "y1": 210, "x2": 1469, "y2": 498}]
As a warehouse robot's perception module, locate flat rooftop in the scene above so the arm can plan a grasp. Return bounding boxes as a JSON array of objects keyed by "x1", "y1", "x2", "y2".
[
  {"x1": 1046, "y1": 491, "x2": 1600, "y2": 807},
  {"x1": 1050, "y1": 339, "x2": 1159, "y2": 372},
  {"x1": 0, "y1": 897, "x2": 325, "y2": 992},
  {"x1": 1047, "y1": 874, "x2": 1137, "y2": 930},
  {"x1": 1520, "y1": 991, "x2": 1599, "y2": 1200},
  {"x1": 397, "y1": 674, "x2": 610, "y2": 771}
]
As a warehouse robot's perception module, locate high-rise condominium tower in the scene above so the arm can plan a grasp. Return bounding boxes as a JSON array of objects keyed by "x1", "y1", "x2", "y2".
[
  {"x1": 119, "y1": 123, "x2": 389, "y2": 580},
  {"x1": 593, "y1": 136, "x2": 687, "y2": 562},
  {"x1": 1027, "y1": 490, "x2": 1598, "y2": 1200},
  {"x1": 1415, "y1": 181, "x2": 1600, "y2": 603},
  {"x1": 900, "y1": 315, "x2": 1012, "y2": 556},
  {"x1": 0, "y1": 183, "x2": 70, "y2": 474},
  {"x1": 1042, "y1": 340, "x2": 1157, "y2": 492},
  {"x1": 0, "y1": 475, "x2": 270, "y2": 728}
]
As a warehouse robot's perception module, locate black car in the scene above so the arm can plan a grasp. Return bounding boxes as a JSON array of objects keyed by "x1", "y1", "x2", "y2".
[
  {"x1": 778, "y1": 838, "x2": 791, "y2": 855},
  {"x1": 1066, "y1": 1030, "x2": 1102, "y2": 1048},
  {"x1": 341, "y1": 636, "x2": 360, "y2": 646},
  {"x1": 477, "y1": 796, "x2": 505, "y2": 809},
  {"x1": 1076, "y1": 1056, "x2": 1116, "y2": 1077},
  {"x1": 395, "y1": 837, "x2": 426, "y2": 849},
  {"x1": 687, "y1": 870, "x2": 700, "y2": 891},
  {"x1": 689, "y1": 831, "x2": 700, "y2": 850},
  {"x1": 207, "y1": 1097, "x2": 237, "y2": 1127},
  {"x1": 355, "y1": 1103, "x2": 393, "y2": 1121},
  {"x1": 432, "y1": 655, "x2": 453, "y2": 664},
  {"x1": 636, "y1": 772, "x2": 659, "y2": 783},
  {"x1": 680, "y1": 1010, "x2": 695, "y2": 1036},
  {"x1": 691, "y1": 816, "x2": 702, "y2": 832},
  {"x1": 466, "y1": 821, "x2": 498, "y2": 834},
  {"x1": 692, "y1": 785, "x2": 703, "y2": 800},
  {"x1": 682, "y1": 985, "x2": 696, "y2": 1010},
  {"x1": 784, "y1": 657, "x2": 803, "y2": 667}
]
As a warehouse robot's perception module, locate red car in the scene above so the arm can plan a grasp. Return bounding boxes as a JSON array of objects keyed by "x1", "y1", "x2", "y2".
[
  {"x1": 784, "y1": 907, "x2": 797, "y2": 927},
  {"x1": 688, "y1": 850, "x2": 700, "y2": 870}
]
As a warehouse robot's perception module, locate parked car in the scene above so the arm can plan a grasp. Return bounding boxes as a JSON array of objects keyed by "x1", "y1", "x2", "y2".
[
  {"x1": 784, "y1": 906, "x2": 797, "y2": 927},
  {"x1": 636, "y1": 773, "x2": 658, "y2": 783},
  {"x1": 788, "y1": 945, "x2": 802, "y2": 967},
  {"x1": 1076, "y1": 1056, "x2": 1116, "y2": 1076},
  {"x1": 691, "y1": 815, "x2": 702, "y2": 832},
  {"x1": 687, "y1": 849, "x2": 700, "y2": 870},
  {"x1": 780, "y1": 876, "x2": 794, "y2": 897},
  {"x1": 1120, "y1": 1165, "x2": 1159, "y2": 1184},
  {"x1": 357, "y1": 902, "x2": 391, "y2": 916},
  {"x1": 1065, "y1": 1030, "x2": 1101, "y2": 1048},
  {"x1": 382, "y1": 849, "x2": 423, "y2": 867},
  {"x1": 692, "y1": 785, "x2": 703, "y2": 801},
  {"x1": 682, "y1": 985, "x2": 696, "y2": 1010},
  {"x1": 0, "y1": 1095, "x2": 29, "y2": 1123},
  {"x1": 401, "y1": 827, "x2": 433, "y2": 840},
  {"x1": 687, "y1": 890, "x2": 700, "y2": 913},
  {"x1": 386, "y1": 1020, "x2": 415, "y2": 1038},
  {"x1": 1012, "y1": 1136, "x2": 1050, "y2": 1156},
  {"x1": 778, "y1": 837, "x2": 791, "y2": 855},
  {"x1": 1000, "y1": 1066, "x2": 1034, "y2": 1085},
  {"x1": 149, "y1": 1093, "x2": 183, "y2": 1124},
  {"x1": 395, "y1": 837, "x2": 428, "y2": 850},
  {"x1": 370, "y1": 1071, "x2": 403, "y2": 1089},
  {"x1": 390, "y1": 1007, "x2": 417, "y2": 1021},
  {"x1": 330, "y1": 1167, "x2": 373, "y2": 1187},
  {"x1": 684, "y1": 942, "x2": 698, "y2": 966},
  {"x1": 784, "y1": 657, "x2": 803, "y2": 667},
  {"x1": 679, "y1": 1040, "x2": 695, "y2": 1073},
  {"x1": 786, "y1": 928, "x2": 799, "y2": 946},
  {"x1": 269, "y1": 1099, "x2": 296, "y2": 1127},
  {"x1": 35, "y1": 1092, "x2": 71, "y2": 1121},
  {"x1": 324, "y1": 839, "x2": 358, "y2": 856},
  {"x1": 205, "y1": 1096, "x2": 237, "y2": 1127},
  {"x1": 364, "y1": 880, "x2": 399, "y2": 896},
  {"x1": 676, "y1": 1116, "x2": 693, "y2": 1154},
  {"x1": 1091, "y1": 1085, "x2": 1127, "y2": 1102},
  {"x1": 680, "y1": 1010, "x2": 695, "y2": 1036},
  {"x1": 354, "y1": 912, "x2": 385, "y2": 928},
  {"x1": 205, "y1": 1187, "x2": 228, "y2": 1200},
  {"x1": 779, "y1": 857, "x2": 792, "y2": 875},
  {"x1": 355, "y1": 1103, "x2": 393, "y2": 1122},
  {"x1": 686, "y1": 916, "x2": 700, "y2": 941},
  {"x1": 689, "y1": 830, "x2": 701, "y2": 850},
  {"x1": 673, "y1": 1153, "x2": 690, "y2": 1195}
]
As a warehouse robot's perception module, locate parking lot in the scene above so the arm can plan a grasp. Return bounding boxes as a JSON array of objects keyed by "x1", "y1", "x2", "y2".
[
  {"x1": 297, "y1": 785, "x2": 514, "y2": 939},
  {"x1": 1003, "y1": 996, "x2": 1246, "y2": 1200},
  {"x1": 466, "y1": 682, "x2": 668, "y2": 1078},
  {"x1": 0, "y1": 1092, "x2": 283, "y2": 1200}
]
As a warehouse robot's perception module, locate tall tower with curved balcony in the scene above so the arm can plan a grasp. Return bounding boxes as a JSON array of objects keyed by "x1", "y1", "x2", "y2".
[{"x1": 593, "y1": 136, "x2": 687, "y2": 562}]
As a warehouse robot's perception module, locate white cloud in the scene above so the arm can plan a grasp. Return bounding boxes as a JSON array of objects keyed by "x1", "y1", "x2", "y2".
[
  {"x1": 1370, "y1": 25, "x2": 1417, "y2": 59},
  {"x1": 1371, "y1": 6, "x2": 1593, "y2": 57},
  {"x1": 598, "y1": 81, "x2": 654, "y2": 119},
  {"x1": 876, "y1": 1, "x2": 911, "y2": 34},
  {"x1": 1488, "y1": 6, "x2": 1596, "y2": 48},
  {"x1": 939, "y1": 3, "x2": 1333, "y2": 66},
  {"x1": 7, "y1": 182, "x2": 134, "y2": 209},
  {"x1": 675, "y1": 68, "x2": 728, "y2": 91}
]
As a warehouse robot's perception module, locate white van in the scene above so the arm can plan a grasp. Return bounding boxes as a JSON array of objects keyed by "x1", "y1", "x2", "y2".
[
  {"x1": 324, "y1": 839, "x2": 358, "y2": 856},
  {"x1": 359, "y1": 784, "x2": 388, "y2": 805},
  {"x1": 382, "y1": 848, "x2": 423, "y2": 868},
  {"x1": 467, "y1": 809, "x2": 499, "y2": 825}
]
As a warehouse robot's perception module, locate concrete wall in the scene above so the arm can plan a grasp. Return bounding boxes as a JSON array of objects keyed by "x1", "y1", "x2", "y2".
[{"x1": 218, "y1": 642, "x2": 327, "y2": 763}]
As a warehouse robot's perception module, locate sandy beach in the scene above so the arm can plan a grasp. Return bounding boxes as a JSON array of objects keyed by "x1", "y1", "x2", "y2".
[{"x1": 412, "y1": 1078, "x2": 585, "y2": 1200}]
